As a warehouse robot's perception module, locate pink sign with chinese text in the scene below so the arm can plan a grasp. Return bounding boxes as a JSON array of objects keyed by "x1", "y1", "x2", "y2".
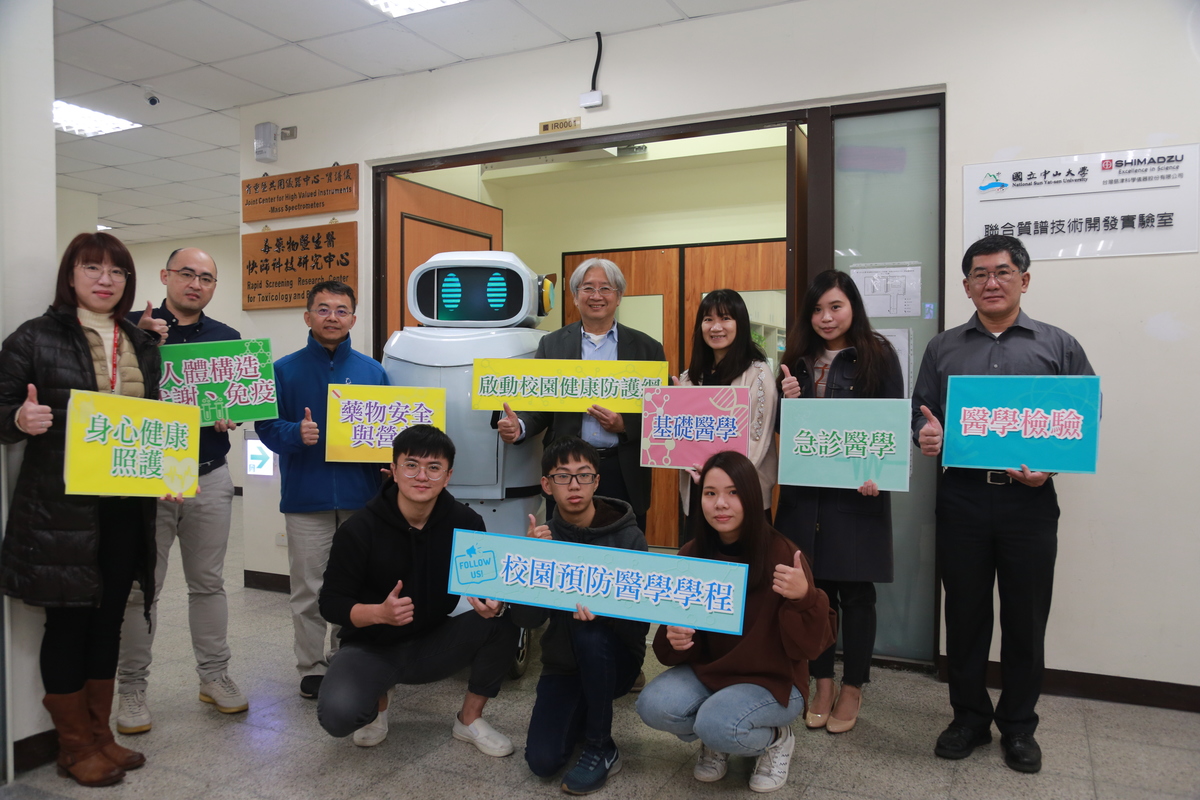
[{"x1": 639, "y1": 386, "x2": 750, "y2": 469}]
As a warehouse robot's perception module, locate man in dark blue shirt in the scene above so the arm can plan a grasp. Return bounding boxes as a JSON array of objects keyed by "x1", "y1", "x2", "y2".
[{"x1": 116, "y1": 247, "x2": 248, "y2": 734}]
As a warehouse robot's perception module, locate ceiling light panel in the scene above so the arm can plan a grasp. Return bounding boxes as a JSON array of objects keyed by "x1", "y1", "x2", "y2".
[
  {"x1": 365, "y1": 0, "x2": 472, "y2": 18},
  {"x1": 53, "y1": 100, "x2": 142, "y2": 137}
]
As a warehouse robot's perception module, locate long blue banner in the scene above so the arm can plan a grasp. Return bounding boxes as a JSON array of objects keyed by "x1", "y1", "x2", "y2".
[{"x1": 448, "y1": 529, "x2": 749, "y2": 635}]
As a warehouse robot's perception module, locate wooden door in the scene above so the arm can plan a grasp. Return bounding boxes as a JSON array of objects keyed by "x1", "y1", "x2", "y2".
[
  {"x1": 378, "y1": 178, "x2": 503, "y2": 352},
  {"x1": 563, "y1": 249, "x2": 680, "y2": 548}
]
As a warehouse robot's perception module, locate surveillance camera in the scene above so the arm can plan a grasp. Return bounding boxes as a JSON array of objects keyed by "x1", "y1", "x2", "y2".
[{"x1": 144, "y1": 90, "x2": 160, "y2": 106}]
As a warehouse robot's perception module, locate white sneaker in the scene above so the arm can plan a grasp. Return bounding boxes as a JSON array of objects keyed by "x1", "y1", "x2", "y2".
[
  {"x1": 749, "y1": 726, "x2": 795, "y2": 793},
  {"x1": 694, "y1": 743, "x2": 729, "y2": 782},
  {"x1": 353, "y1": 711, "x2": 389, "y2": 747},
  {"x1": 452, "y1": 715, "x2": 513, "y2": 757},
  {"x1": 116, "y1": 689, "x2": 152, "y2": 734},
  {"x1": 199, "y1": 674, "x2": 249, "y2": 713}
]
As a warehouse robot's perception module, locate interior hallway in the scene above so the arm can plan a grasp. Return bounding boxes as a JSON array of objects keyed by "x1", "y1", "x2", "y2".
[{"x1": 3, "y1": 497, "x2": 1197, "y2": 800}]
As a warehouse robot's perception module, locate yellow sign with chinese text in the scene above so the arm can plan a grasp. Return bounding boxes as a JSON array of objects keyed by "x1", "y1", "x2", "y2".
[
  {"x1": 325, "y1": 385, "x2": 447, "y2": 463},
  {"x1": 470, "y1": 358, "x2": 669, "y2": 413},
  {"x1": 64, "y1": 390, "x2": 200, "y2": 497}
]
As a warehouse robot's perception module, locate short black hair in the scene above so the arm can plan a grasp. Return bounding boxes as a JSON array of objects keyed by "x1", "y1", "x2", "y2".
[
  {"x1": 541, "y1": 436, "x2": 600, "y2": 476},
  {"x1": 307, "y1": 280, "x2": 357, "y2": 312},
  {"x1": 392, "y1": 424, "x2": 455, "y2": 468},
  {"x1": 962, "y1": 234, "x2": 1031, "y2": 276}
]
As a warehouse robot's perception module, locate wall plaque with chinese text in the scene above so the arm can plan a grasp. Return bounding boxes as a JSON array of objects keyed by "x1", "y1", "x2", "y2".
[
  {"x1": 778, "y1": 399, "x2": 911, "y2": 492},
  {"x1": 325, "y1": 384, "x2": 446, "y2": 463},
  {"x1": 241, "y1": 221, "x2": 357, "y2": 310},
  {"x1": 640, "y1": 385, "x2": 750, "y2": 468},
  {"x1": 963, "y1": 144, "x2": 1198, "y2": 261},
  {"x1": 65, "y1": 390, "x2": 200, "y2": 497},
  {"x1": 470, "y1": 358, "x2": 668, "y2": 413},
  {"x1": 159, "y1": 339, "x2": 277, "y2": 425},
  {"x1": 943, "y1": 375, "x2": 1101, "y2": 474},
  {"x1": 242, "y1": 164, "x2": 358, "y2": 222},
  {"x1": 448, "y1": 529, "x2": 749, "y2": 635}
]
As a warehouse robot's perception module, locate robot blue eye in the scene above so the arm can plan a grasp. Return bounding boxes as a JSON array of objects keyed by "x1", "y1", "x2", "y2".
[
  {"x1": 442, "y1": 272, "x2": 463, "y2": 310},
  {"x1": 486, "y1": 272, "x2": 507, "y2": 310}
]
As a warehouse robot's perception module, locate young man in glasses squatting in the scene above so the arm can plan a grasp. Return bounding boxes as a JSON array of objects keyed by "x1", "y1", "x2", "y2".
[
  {"x1": 255, "y1": 281, "x2": 389, "y2": 700},
  {"x1": 316, "y1": 425, "x2": 518, "y2": 755},
  {"x1": 911, "y1": 235, "x2": 1094, "y2": 774},
  {"x1": 511, "y1": 436, "x2": 648, "y2": 794}
]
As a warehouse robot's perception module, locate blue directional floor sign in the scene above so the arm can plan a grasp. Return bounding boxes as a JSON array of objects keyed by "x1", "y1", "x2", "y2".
[{"x1": 448, "y1": 529, "x2": 749, "y2": 635}]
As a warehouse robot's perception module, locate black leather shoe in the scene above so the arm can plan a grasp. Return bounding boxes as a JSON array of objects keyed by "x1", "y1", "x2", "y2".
[
  {"x1": 299, "y1": 675, "x2": 323, "y2": 699},
  {"x1": 934, "y1": 723, "x2": 992, "y2": 759},
  {"x1": 1000, "y1": 732, "x2": 1042, "y2": 773}
]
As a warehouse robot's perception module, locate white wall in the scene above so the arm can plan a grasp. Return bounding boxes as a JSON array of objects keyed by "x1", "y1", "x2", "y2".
[
  {"x1": 55, "y1": 189, "x2": 98, "y2": 258},
  {"x1": 235, "y1": 0, "x2": 1200, "y2": 687}
]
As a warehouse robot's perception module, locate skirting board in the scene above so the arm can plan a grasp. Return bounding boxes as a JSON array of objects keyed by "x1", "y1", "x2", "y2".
[
  {"x1": 243, "y1": 570, "x2": 289, "y2": 593},
  {"x1": 936, "y1": 655, "x2": 1200, "y2": 713}
]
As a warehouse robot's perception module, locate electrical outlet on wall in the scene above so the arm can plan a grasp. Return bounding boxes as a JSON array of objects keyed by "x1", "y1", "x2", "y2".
[{"x1": 276, "y1": 531, "x2": 287, "y2": 547}]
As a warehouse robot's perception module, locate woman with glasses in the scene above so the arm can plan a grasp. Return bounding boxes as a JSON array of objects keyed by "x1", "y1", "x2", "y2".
[
  {"x1": 774, "y1": 270, "x2": 904, "y2": 734},
  {"x1": 0, "y1": 233, "x2": 162, "y2": 786},
  {"x1": 675, "y1": 289, "x2": 778, "y2": 527},
  {"x1": 637, "y1": 451, "x2": 835, "y2": 793}
]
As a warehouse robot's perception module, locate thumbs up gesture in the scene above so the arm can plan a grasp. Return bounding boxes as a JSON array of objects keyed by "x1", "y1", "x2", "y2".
[
  {"x1": 136, "y1": 301, "x2": 168, "y2": 344},
  {"x1": 497, "y1": 402, "x2": 521, "y2": 444},
  {"x1": 773, "y1": 549, "x2": 811, "y2": 600},
  {"x1": 16, "y1": 384, "x2": 53, "y2": 436},
  {"x1": 377, "y1": 580, "x2": 414, "y2": 626},
  {"x1": 780, "y1": 364, "x2": 801, "y2": 398},
  {"x1": 918, "y1": 404, "x2": 943, "y2": 457},
  {"x1": 300, "y1": 407, "x2": 319, "y2": 446},
  {"x1": 526, "y1": 513, "x2": 552, "y2": 540}
]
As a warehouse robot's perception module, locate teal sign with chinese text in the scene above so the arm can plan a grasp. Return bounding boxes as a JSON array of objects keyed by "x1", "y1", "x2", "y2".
[{"x1": 777, "y1": 398, "x2": 911, "y2": 492}]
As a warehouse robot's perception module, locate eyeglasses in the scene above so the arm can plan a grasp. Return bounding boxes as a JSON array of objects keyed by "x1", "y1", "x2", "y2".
[
  {"x1": 967, "y1": 267, "x2": 1021, "y2": 285},
  {"x1": 577, "y1": 285, "x2": 616, "y2": 298},
  {"x1": 77, "y1": 264, "x2": 127, "y2": 283},
  {"x1": 166, "y1": 267, "x2": 217, "y2": 287},
  {"x1": 312, "y1": 307, "x2": 352, "y2": 318},
  {"x1": 546, "y1": 472, "x2": 599, "y2": 485},
  {"x1": 400, "y1": 461, "x2": 447, "y2": 480}
]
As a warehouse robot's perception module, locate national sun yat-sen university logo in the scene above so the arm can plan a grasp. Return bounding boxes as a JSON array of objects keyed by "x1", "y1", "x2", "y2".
[{"x1": 978, "y1": 172, "x2": 1009, "y2": 193}]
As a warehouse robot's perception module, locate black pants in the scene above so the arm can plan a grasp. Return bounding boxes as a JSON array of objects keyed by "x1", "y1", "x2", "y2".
[
  {"x1": 937, "y1": 470, "x2": 1059, "y2": 736},
  {"x1": 317, "y1": 611, "x2": 519, "y2": 738},
  {"x1": 525, "y1": 620, "x2": 641, "y2": 777},
  {"x1": 810, "y1": 580, "x2": 876, "y2": 687},
  {"x1": 41, "y1": 498, "x2": 143, "y2": 694}
]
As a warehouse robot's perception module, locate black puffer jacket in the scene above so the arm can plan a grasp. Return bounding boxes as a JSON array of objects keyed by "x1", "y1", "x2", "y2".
[{"x1": 0, "y1": 306, "x2": 160, "y2": 610}]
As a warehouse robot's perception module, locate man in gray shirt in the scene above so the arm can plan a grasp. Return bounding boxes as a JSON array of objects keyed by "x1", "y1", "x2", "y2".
[{"x1": 911, "y1": 235, "x2": 1094, "y2": 774}]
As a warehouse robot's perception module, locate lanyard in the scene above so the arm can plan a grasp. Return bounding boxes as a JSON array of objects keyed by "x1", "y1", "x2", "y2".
[{"x1": 109, "y1": 323, "x2": 120, "y2": 392}]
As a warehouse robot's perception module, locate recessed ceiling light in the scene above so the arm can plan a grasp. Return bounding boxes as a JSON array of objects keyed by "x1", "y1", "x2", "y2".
[
  {"x1": 97, "y1": 225, "x2": 113, "y2": 231},
  {"x1": 364, "y1": 0, "x2": 470, "y2": 19},
  {"x1": 53, "y1": 100, "x2": 141, "y2": 138}
]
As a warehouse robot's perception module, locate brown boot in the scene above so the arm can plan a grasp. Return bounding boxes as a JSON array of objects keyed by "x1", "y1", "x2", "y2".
[
  {"x1": 43, "y1": 691, "x2": 125, "y2": 787},
  {"x1": 84, "y1": 679, "x2": 146, "y2": 770}
]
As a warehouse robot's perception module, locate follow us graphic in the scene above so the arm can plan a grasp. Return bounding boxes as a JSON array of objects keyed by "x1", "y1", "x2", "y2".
[{"x1": 455, "y1": 544, "x2": 498, "y2": 585}]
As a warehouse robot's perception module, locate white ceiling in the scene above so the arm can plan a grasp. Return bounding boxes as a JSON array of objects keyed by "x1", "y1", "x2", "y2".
[{"x1": 54, "y1": 0, "x2": 800, "y2": 244}]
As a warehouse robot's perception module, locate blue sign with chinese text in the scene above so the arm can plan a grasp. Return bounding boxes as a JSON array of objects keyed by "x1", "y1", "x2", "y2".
[
  {"x1": 943, "y1": 375, "x2": 1101, "y2": 473},
  {"x1": 448, "y1": 529, "x2": 749, "y2": 635}
]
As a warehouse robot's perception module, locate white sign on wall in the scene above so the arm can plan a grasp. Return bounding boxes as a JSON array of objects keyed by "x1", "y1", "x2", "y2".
[{"x1": 963, "y1": 144, "x2": 1198, "y2": 260}]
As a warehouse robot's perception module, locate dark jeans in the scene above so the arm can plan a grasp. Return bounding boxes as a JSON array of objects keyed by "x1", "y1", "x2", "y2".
[
  {"x1": 317, "y1": 611, "x2": 519, "y2": 738},
  {"x1": 41, "y1": 498, "x2": 143, "y2": 694},
  {"x1": 937, "y1": 470, "x2": 1059, "y2": 736},
  {"x1": 525, "y1": 620, "x2": 641, "y2": 777},
  {"x1": 810, "y1": 580, "x2": 876, "y2": 687}
]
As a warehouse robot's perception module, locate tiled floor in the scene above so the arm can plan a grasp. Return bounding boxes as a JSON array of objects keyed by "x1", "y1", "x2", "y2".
[{"x1": 5, "y1": 497, "x2": 1199, "y2": 799}]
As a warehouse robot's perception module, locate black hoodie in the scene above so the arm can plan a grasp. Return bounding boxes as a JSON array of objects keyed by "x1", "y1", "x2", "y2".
[
  {"x1": 319, "y1": 480, "x2": 486, "y2": 647},
  {"x1": 509, "y1": 497, "x2": 649, "y2": 676}
]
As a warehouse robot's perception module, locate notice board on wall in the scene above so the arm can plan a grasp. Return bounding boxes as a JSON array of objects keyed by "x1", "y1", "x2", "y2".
[{"x1": 241, "y1": 221, "x2": 357, "y2": 310}]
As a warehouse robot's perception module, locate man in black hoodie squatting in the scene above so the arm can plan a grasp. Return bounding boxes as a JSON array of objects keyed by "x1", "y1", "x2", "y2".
[
  {"x1": 316, "y1": 425, "x2": 518, "y2": 754},
  {"x1": 512, "y1": 437, "x2": 649, "y2": 794}
]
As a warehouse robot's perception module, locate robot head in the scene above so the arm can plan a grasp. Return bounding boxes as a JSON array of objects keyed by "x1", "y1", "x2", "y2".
[{"x1": 408, "y1": 251, "x2": 555, "y2": 329}]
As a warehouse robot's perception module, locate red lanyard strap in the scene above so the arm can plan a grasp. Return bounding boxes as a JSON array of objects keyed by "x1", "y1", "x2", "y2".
[{"x1": 110, "y1": 323, "x2": 120, "y2": 392}]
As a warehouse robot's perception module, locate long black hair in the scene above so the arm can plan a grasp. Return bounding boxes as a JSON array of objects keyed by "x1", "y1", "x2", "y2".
[
  {"x1": 778, "y1": 270, "x2": 893, "y2": 397},
  {"x1": 686, "y1": 289, "x2": 767, "y2": 386},
  {"x1": 688, "y1": 451, "x2": 775, "y2": 590}
]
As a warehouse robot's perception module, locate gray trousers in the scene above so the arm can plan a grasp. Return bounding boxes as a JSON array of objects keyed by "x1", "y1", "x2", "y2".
[
  {"x1": 285, "y1": 509, "x2": 354, "y2": 677},
  {"x1": 118, "y1": 464, "x2": 235, "y2": 691}
]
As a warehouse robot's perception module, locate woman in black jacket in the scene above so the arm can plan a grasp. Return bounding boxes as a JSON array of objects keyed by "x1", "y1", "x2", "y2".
[
  {"x1": 0, "y1": 233, "x2": 161, "y2": 787},
  {"x1": 774, "y1": 270, "x2": 904, "y2": 735}
]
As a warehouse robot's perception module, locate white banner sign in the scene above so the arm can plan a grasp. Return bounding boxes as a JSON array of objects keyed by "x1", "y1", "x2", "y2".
[{"x1": 963, "y1": 145, "x2": 1198, "y2": 260}]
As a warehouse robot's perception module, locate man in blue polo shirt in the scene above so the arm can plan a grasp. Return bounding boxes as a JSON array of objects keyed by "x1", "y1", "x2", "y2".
[
  {"x1": 117, "y1": 247, "x2": 247, "y2": 734},
  {"x1": 256, "y1": 281, "x2": 389, "y2": 699}
]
